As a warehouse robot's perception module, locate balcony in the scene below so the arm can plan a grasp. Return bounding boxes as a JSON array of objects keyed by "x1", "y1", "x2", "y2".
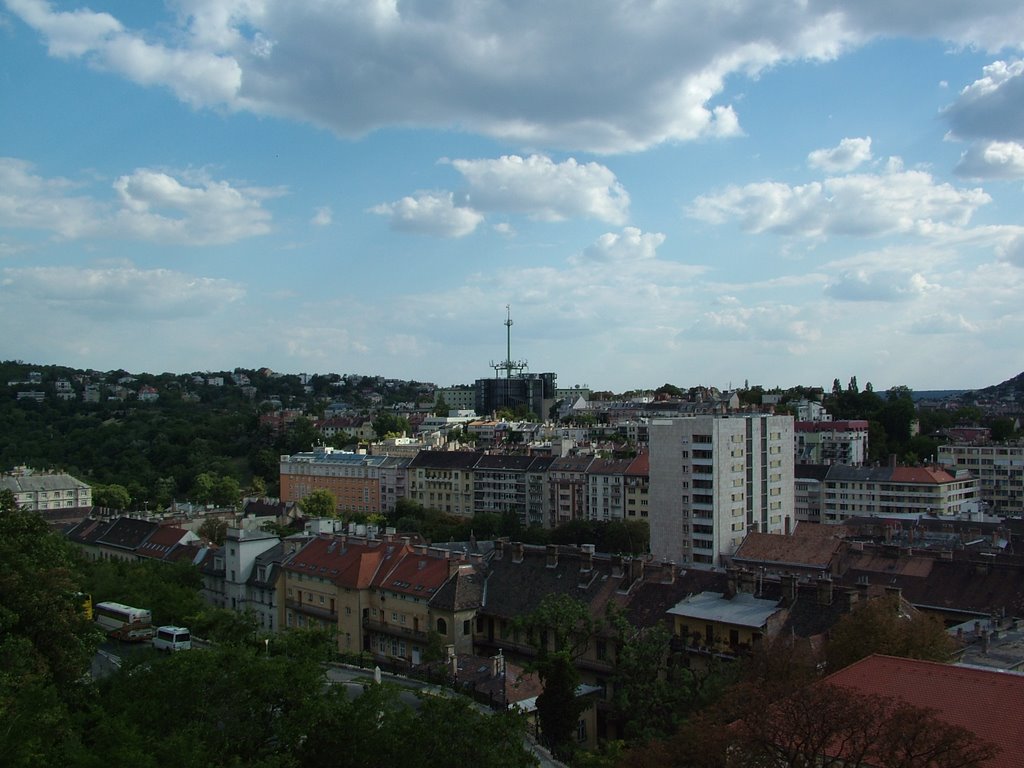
[
  {"x1": 362, "y1": 616, "x2": 427, "y2": 640},
  {"x1": 286, "y1": 599, "x2": 337, "y2": 622}
]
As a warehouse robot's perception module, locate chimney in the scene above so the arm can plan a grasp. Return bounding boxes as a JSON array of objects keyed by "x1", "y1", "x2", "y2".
[
  {"x1": 841, "y1": 587, "x2": 859, "y2": 613},
  {"x1": 739, "y1": 568, "x2": 757, "y2": 595},
  {"x1": 661, "y1": 560, "x2": 677, "y2": 584},
  {"x1": 512, "y1": 542, "x2": 525, "y2": 563},
  {"x1": 884, "y1": 584, "x2": 902, "y2": 607},
  {"x1": 816, "y1": 575, "x2": 834, "y2": 606},
  {"x1": 781, "y1": 573, "x2": 797, "y2": 603},
  {"x1": 546, "y1": 544, "x2": 559, "y2": 568},
  {"x1": 725, "y1": 566, "x2": 738, "y2": 598},
  {"x1": 580, "y1": 543, "x2": 594, "y2": 573},
  {"x1": 630, "y1": 556, "x2": 646, "y2": 585},
  {"x1": 611, "y1": 555, "x2": 624, "y2": 578}
]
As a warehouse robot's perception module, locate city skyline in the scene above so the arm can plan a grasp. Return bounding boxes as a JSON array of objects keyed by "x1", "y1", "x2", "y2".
[{"x1": 2, "y1": 1, "x2": 1023, "y2": 392}]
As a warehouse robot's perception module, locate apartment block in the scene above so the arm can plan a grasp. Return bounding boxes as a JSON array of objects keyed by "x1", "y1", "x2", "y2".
[
  {"x1": 795, "y1": 420, "x2": 869, "y2": 466},
  {"x1": 819, "y1": 464, "x2": 977, "y2": 523},
  {"x1": 279, "y1": 447, "x2": 388, "y2": 517},
  {"x1": 938, "y1": 442, "x2": 1024, "y2": 516},
  {"x1": 648, "y1": 415, "x2": 795, "y2": 567}
]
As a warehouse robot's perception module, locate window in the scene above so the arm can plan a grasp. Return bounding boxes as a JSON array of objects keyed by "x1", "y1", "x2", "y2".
[
  {"x1": 463, "y1": 619, "x2": 471, "y2": 635},
  {"x1": 436, "y1": 618, "x2": 448, "y2": 635}
]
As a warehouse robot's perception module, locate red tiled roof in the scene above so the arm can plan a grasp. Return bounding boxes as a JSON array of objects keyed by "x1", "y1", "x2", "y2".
[
  {"x1": 890, "y1": 466, "x2": 957, "y2": 484},
  {"x1": 731, "y1": 530, "x2": 842, "y2": 569},
  {"x1": 825, "y1": 655, "x2": 1024, "y2": 768}
]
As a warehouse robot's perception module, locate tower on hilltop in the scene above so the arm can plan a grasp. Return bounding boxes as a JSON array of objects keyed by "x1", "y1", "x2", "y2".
[
  {"x1": 490, "y1": 305, "x2": 528, "y2": 380},
  {"x1": 474, "y1": 306, "x2": 557, "y2": 420}
]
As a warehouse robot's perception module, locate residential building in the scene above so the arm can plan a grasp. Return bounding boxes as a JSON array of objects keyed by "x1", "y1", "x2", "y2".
[
  {"x1": 794, "y1": 464, "x2": 829, "y2": 522},
  {"x1": 938, "y1": 441, "x2": 1024, "y2": 516},
  {"x1": 547, "y1": 456, "x2": 596, "y2": 528},
  {"x1": 648, "y1": 415, "x2": 795, "y2": 567},
  {"x1": 0, "y1": 467, "x2": 92, "y2": 518},
  {"x1": 279, "y1": 447, "x2": 388, "y2": 517},
  {"x1": 585, "y1": 457, "x2": 633, "y2": 521},
  {"x1": 222, "y1": 527, "x2": 282, "y2": 614},
  {"x1": 795, "y1": 420, "x2": 869, "y2": 465},
  {"x1": 820, "y1": 464, "x2": 977, "y2": 523},
  {"x1": 407, "y1": 451, "x2": 480, "y2": 517},
  {"x1": 434, "y1": 386, "x2": 476, "y2": 412},
  {"x1": 623, "y1": 453, "x2": 650, "y2": 521}
]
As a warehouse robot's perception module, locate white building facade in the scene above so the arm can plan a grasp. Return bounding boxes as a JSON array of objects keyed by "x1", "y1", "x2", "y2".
[{"x1": 648, "y1": 415, "x2": 794, "y2": 567}]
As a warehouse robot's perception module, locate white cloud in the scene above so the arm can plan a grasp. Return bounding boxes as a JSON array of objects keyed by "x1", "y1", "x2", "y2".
[
  {"x1": 450, "y1": 155, "x2": 629, "y2": 224},
  {"x1": 999, "y1": 234, "x2": 1024, "y2": 267},
  {"x1": 943, "y1": 60, "x2": 1024, "y2": 143},
  {"x1": 824, "y1": 269, "x2": 934, "y2": 302},
  {"x1": 0, "y1": 158, "x2": 275, "y2": 245},
  {"x1": 689, "y1": 167, "x2": 989, "y2": 238},
  {"x1": 29, "y1": 0, "x2": 1024, "y2": 154},
  {"x1": 370, "y1": 192, "x2": 483, "y2": 238},
  {"x1": 311, "y1": 206, "x2": 332, "y2": 226},
  {"x1": 571, "y1": 227, "x2": 665, "y2": 265},
  {"x1": 907, "y1": 312, "x2": 979, "y2": 334},
  {"x1": 954, "y1": 141, "x2": 1024, "y2": 179},
  {"x1": 0, "y1": 264, "x2": 245, "y2": 317},
  {"x1": 808, "y1": 137, "x2": 872, "y2": 173}
]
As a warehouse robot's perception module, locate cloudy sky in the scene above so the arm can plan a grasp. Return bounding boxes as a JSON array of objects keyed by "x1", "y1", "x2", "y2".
[{"x1": 3, "y1": 1, "x2": 1023, "y2": 392}]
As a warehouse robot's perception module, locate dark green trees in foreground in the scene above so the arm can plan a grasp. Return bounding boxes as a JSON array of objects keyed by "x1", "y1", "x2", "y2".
[{"x1": 0, "y1": 491, "x2": 536, "y2": 768}]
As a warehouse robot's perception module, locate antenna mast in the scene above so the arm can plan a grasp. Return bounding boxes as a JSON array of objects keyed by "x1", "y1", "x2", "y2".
[{"x1": 490, "y1": 304, "x2": 527, "y2": 380}]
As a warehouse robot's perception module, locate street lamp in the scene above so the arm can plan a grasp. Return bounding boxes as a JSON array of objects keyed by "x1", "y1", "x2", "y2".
[{"x1": 264, "y1": 638, "x2": 270, "y2": 657}]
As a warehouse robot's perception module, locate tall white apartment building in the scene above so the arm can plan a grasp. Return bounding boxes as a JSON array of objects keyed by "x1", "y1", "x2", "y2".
[{"x1": 649, "y1": 415, "x2": 794, "y2": 567}]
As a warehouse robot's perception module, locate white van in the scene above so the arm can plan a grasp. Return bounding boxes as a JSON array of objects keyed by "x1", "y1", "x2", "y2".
[{"x1": 152, "y1": 626, "x2": 192, "y2": 652}]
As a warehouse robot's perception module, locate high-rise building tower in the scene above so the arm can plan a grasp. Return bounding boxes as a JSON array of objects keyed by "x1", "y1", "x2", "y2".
[
  {"x1": 648, "y1": 415, "x2": 794, "y2": 567},
  {"x1": 474, "y1": 306, "x2": 556, "y2": 418}
]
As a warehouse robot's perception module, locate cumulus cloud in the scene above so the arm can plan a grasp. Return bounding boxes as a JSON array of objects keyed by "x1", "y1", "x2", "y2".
[
  {"x1": 571, "y1": 227, "x2": 665, "y2": 265},
  {"x1": 907, "y1": 312, "x2": 979, "y2": 334},
  {"x1": 370, "y1": 192, "x2": 483, "y2": 238},
  {"x1": 954, "y1": 141, "x2": 1024, "y2": 179},
  {"x1": 311, "y1": 206, "x2": 332, "y2": 226},
  {"x1": 808, "y1": 137, "x2": 872, "y2": 172},
  {"x1": 943, "y1": 60, "x2": 1024, "y2": 143},
  {"x1": 689, "y1": 167, "x2": 989, "y2": 238},
  {"x1": 688, "y1": 303, "x2": 821, "y2": 348},
  {"x1": 0, "y1": 158, "x2": 275, "y2": 245},
  {"x1": 23, "y1": 0, "x2": 1024, "y2": 154},
  {"x1": 0, "y1": 264, "x2": 245, "y2": 317},
  {"x1": 450, "y1": 155, "x2": 629, "y2": 224},
  {"x1": 824, "y1": 269, "x2": 934, "y2": 302},
  {"x1": 998, "y1": 234, "x2": 1024, "y2": 267}
]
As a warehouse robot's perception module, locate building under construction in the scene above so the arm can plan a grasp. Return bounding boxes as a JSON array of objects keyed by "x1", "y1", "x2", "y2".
[{"x1": 474, "y1": 306, "x2": 557, "y2": 419}]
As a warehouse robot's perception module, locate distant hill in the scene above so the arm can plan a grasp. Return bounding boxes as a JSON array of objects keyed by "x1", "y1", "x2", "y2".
[
  {"x1": 969, "y1": 370, "x2": 1024, "y2": 399},
  {"x1": 911, "y1": 390, "x2": 969, "y2": 402}
]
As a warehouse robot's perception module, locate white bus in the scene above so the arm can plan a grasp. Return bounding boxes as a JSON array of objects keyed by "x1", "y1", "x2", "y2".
[
  {"x1": 152, "y1": 625, "x2": 192, "y2": 652},
  {"x1": 94, "y1": 601, "x2": 155, "y2": 642}
]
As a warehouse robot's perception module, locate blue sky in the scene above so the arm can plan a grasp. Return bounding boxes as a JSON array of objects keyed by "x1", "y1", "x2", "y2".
[{"x1": 2, "y1": 1, "x2": 1023, "y2": 393}]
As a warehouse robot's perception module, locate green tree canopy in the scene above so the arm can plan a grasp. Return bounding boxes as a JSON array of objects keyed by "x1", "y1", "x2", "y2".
[{"x1": 300, "y1": 488, "x2": 338, "y2": 519}]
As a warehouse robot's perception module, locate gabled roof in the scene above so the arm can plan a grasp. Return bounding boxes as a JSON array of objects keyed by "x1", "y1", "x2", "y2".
[
  {"x1": 731, "y1": 529, "x2": 843, "y2": 571},
  {"x1": 475, "y1": 454, "x2": 536, "y2": 471},
  {"x1": 825, "y1": 654, "x2": 1024, "y2": 768},
  {"x1": 96, "y1": 517, "x2": 160, "y2": 551},
  {"x1": 890, "y1": 466, "x2": 958, "y2": 484},
  {"x1": 66, "y1": 517, "x2": 114, "y2": 546},
  {"x1": 284, "y1": 536, "x2": 389, "y2": 590},
  {"x1": 625, "y1": 452, "x2": 649, "y2": 476},
  {"x1": 430, "y1": 563, "x2": 484, "y2": 612},
  {"x1": 481, "y1": 544, "x2": 627, "y2": 621},
  {"x1": 548, "y1": 455, "x2": 596, "y2": 473},
  {"x1": 135, "y1": 525, "x2": 192, "y2": 560},
  {"x1": 373, "y1": 546, "x2": 452, "y2": 600}
]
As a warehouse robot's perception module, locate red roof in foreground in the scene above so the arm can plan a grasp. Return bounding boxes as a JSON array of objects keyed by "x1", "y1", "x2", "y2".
[{"x1": 825, "y1": 655, "x2": 1024, "y2": 768}]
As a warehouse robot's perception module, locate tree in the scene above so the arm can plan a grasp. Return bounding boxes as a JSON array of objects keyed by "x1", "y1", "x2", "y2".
[
  {"x1": 371, "y1": 412, "x2": 411, "y2": 439},
  {"x1": 434, "y1": 395, "x2": 450, "y2": 417},
  {"x1": 826, "y1": 594, "x2": 954, "y2": 671},
  {"x1": 0, "y1": 489, "x2": 100, "y2": 765},
  {"x1": 523, "y1": 594, "x2": 599, "y2": 759},
  {"x1": 300, "y1": 489, "x2": 337, "y2": 519},
  {"x1": 92, "y1": 483, "x2": 131, "y2": 510},
  {"x1": 198, "y1": 517, "x2": 228, "y2": 545}
]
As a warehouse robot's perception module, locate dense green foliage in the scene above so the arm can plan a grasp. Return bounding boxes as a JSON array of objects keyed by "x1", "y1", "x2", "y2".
[{"x1": 2, "y1": 494, "x2": 536, "y2": 767}]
